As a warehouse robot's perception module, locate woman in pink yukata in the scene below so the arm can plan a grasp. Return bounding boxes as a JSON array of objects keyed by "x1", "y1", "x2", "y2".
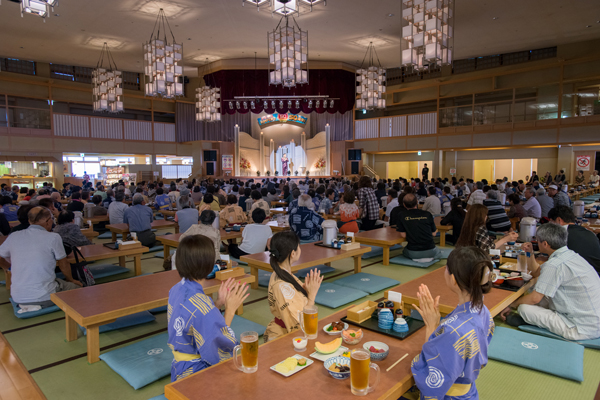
[{"x1": 411, "y1": 246, "x2": 495, "y2": 399}]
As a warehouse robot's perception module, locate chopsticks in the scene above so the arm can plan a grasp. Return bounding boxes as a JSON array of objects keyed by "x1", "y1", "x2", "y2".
[{"x1": 386, "y1": 353, "x2": 409, "y2": 372}]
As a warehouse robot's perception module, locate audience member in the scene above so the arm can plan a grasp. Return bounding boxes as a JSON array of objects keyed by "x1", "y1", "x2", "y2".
[
  {"x1": 289, "y1": 194, "x2": 324, "y2": 242},
  {"x1": 318, "y1": 189, "x2": 335, "y2": 214},
  {"x1": 456, "y1": 204, "x2": 517, "y2": 252},
  {"x1": 180, "y1": 210, "x2": 221, "y2": 263},
  {"x1": 547, "y1": 184, "x2": 570, "y2": 208},
  {"x1": 384, "y1": 189, "x2": 399, "y2": 222},
  {"x1": 395, "y1": 194, "x2": 441, "y2": 260},
  {"x1": 1, "y1": 196, "x2": 18, "y2": 222},
  {"x1": 90, "y1": 195, "x2": 108, "y2": 217},
  {"x1": 53, "y1": 210, "x2": 92, "y2": 248},
  {"x1": 536, "y1": 187, "x2": 553, "y2": 218},
  {"x1": 220, "y1": 194, "x2": 247, "y2": 227},
  {"x1": 238, "y1": 187, "x2": 251, "y2": 212},
  {"x1": 249, "y1": 190, "x2": 271, "y2": 222},
  {"x1": 467, "y1": 181, "x2": 486, "y2": 208},
  {"x1": 357, "y1": 176, "x2": 379, "y2": 231},
  {"x1": 176, "y1": 188, "x2": 195, "y2": 210},
  {"x1": 123, "y1": 194, "x2": 155, "y2": 247},
  {"x1": 522, "y1": 187, "x2": 541, "y2": 219},
  {"x1": 338, "y1": 191, "x2": 360, "y2": 234},
  {"x1": 440, "y1": 197, "x2": 465, "y2": 245},
  {"x1": 483, "y1": 190, "x2": 511, "y2": 232},
  {"x1": 155, "y1": 188, "x2": 172, "y2": 211},
  {"x1": 422, "y1": 186, "x2": 441, "y2": 215},
  {"x1": 108, "y1": 191, "x2": 129, "y2": 224},
  {"x1": 228, "y1": 208, "x2": 272, "y2": 259},
  {"x1": 507, "y1": 193, "x2": 527, "y2": 219}
]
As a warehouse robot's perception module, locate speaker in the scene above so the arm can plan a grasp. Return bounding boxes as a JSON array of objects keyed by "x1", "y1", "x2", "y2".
[
  {"x1": 351, "y1": 161, "x2": 359, "y2": 175},
  {"x1": 348, "y1": 149, "x2": 362, "y2": 161},
  {"x1": 204, "y1": 150, "x2": 217, "y2": 162},
  {"x1": 206, "y1": 162, "x2": 215, "y2": 176}
]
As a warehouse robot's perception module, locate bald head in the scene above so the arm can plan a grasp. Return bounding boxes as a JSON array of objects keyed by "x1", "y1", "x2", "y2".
[
  {"x1": 28, "y1": 206, "x2": 53, "y2": 230},
  {"x1": 298, "y1": 194, "x2": 312, "y2": 208},
  {"x1": 403, "y1": 193, "x2": 418, "y2": 209}
]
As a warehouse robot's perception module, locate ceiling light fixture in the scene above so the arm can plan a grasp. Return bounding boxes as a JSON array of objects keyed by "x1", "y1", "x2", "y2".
[
  {"x1": 401, "y1": 0, "x2": 454, "y2": 73},
  {"x1": 196, "y1": 59, "x2": 221, "y2": 123},
  {"x1": 18, "y1": 0, "x2": 58, "y2": 21},
  {"x1": 92, "y1": 42, "x2": 124, "y2": 114},
  {"x1": 268, "y1": 15, "x2": 308, "y2": 88},
  {"x1": 143, "y1": 8, "x2": 184, "y2": 99},
  {"x1": 356, "y1": 41, "x2": 386, "y2": 110},
  {"x1": 242, "y1": 0, "x2": 325, "y2": 15}
]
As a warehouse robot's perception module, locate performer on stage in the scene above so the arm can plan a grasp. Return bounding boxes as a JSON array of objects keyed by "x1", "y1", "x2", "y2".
[{"x1": 281, "y1": 154, "x2": 289, "y2": 177}]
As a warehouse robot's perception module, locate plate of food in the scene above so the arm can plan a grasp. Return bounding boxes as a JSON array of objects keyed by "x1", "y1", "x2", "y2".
[
  {"x1": 270, "y1": 354, "x2": 313, "y2": 377},
  {"x1": 310, "y1": 338, "x2": 347, "y2": 362},
  {"x1": 323, "y1": 321, "x2": 349, "y2": 335}
]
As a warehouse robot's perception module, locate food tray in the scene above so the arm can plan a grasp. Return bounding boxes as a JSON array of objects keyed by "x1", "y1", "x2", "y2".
[
  {"x1": 340, "y1": 316, "x2": 424, "y2": 341},
  {"x1": 314, "y1": 241, "x2": 345, "y2": 250}
]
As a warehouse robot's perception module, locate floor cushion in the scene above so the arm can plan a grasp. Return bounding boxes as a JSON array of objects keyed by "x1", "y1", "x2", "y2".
[
  {"x1": 333, "y1": 272, "x2": 399, "y2": 294},
  {"x1": 389, "y1": 255, "x2": 439, "y2": 268},
  {"x1": 99, "y1": 332, "x2": 171, "y2": 390},
  {"x1": 231, "y1": 257, "x2": 248, "y2": 265},
  {"x1": 488, "y1": 327, "x2": 584, "y2": 382},
  {"x1": 149, "y1": 306, "x2": 168, "y2": 314},
  {"x1": 148, "y1": 395, "x2": 167, "y2": 400},
  {"x1": 80, "y1": 311, "x2": 156, "y2": 335},
  {"x1": 361, "y1": 244, "x2": 404, "y2": 259},
  {"x1": 0, "y1": 280, "x2": 4, "y2": 285},
  {"x1": 88, "y1": 264, "x2": 130, "y2": 279},
  {"x1": 294, "y1": 264, "x2": 336, "y2": 278},
  {"x1": 153, "y1": 249, "x2": 176, "y2": 259},
  {"x1": 229, "y1": 315, "x2": 267, "y2": 341},
  {"x1": 98, "y1": 232, "x2": 121, "y2": 239},
  {"x1": 9, "y1": 298, "x2": 61, "y2": 319},
  {"x1": 314, "y1": 283, "x2": 368, "y2": 309},
  {"x1": 147, "y1": 245, "x2": 164, "y2": 253},
  {"x1": 519, "y1": 325, "x2": 600, "y2": 350},
  {"x1": 258, "y1": 271, "x2": 273, "y2": 287},
  {"x1": 437, "y1": 247, "x2": 453, "y2": 259}
]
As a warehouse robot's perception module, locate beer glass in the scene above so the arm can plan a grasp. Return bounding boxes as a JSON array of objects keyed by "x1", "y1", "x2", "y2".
[
  {"x1": 350, "y1": 349, "x2": 380, "y2": 396},
  {"x1": 299, "y1": 305, "x2": 318, "y2": 339},
  {"x1": 233, "y1": 331, "x2": 258, "y2": 373}
]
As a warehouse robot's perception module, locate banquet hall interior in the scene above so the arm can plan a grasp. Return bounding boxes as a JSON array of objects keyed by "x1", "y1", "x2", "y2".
[{"x1": 1, "y1": 0, "x2": 600, "y2": 399}]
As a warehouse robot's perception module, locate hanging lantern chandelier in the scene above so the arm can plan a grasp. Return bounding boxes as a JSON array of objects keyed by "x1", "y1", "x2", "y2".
[
  {"x1": 143, "y1": 8, "x2": 183, "y2": 99},
  {"x1": 15, "y1": 0, "x2": 58, "y2": 21},
  {"x1": 401, "y1": 0, "x2": 454, "y2": 73},
  {"x1": 242, "y1": 0, "x2": 326, "y2": 16},
  {"x1": 92, "y1": 42, "x2": 123, "y2": 114},
  {"x1": 356, "y1": 42, "x2": 386, "y2": 111},
  {"x1": 196, "y1": 60, "x2": 221, "y2": 122},
  {"x1": 268, "y1": 15, "x2": 308, "y2": 88}
]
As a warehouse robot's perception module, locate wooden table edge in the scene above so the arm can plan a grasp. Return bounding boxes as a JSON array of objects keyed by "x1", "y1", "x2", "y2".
[{"x1": 240, "y1": 246, "x2": 371, "y2": 268}]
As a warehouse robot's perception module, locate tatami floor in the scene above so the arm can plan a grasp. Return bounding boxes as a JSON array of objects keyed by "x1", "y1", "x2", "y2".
[{"x1": 0, "y1": 227, "x2": 599, "y2": 400}]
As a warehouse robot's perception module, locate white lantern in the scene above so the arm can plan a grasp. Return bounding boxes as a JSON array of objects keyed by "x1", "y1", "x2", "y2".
[
  {"x1": 93, "y1": 43, "x2": 124, "y2": 114},
  {"x1": 355, "y1": 43, "x2": 386, "y2": 111},
  {"x1": 268, "y1": 16, "x2": 308, "y2": 88}
]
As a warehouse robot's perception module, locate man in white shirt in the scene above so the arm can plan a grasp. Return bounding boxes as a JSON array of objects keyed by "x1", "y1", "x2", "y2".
[
  {"x1": 589, "y1": 170, "x2": 599, "y2": 187},
  {"x1": 227, "y1": 208, "x2": 273, "y2": 258},
  {"x1": 459, "y1": 181, "x2": 470, "y2": 196},
  {"x1": 467, "y1": 181, "x2": 486, "y2": 209},
  {"x1": 384, "y1": 189, "x2": 399, "y2": 222},
  {"x1": 422, "y1": 187, "x2": 441, "y2": 215},
  {"x1": 522, "y1": 187, "x2": 542, "y2": 219},
  {"x1": 108, "y1": 191, "x2": 130, "y2": 225}
]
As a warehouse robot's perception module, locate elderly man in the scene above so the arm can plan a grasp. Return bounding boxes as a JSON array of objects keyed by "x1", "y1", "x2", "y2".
[
  {"x1": 108, "y1": 191, "x2": 129, "y2": 225},
  {"x1": 422, "y1": 186, "x2": 441, "y2": 215},
  {"x1": 536, "y1": 187, "x2": 554, "y2": 218},
  {"x1": 501, "y1": 223, "x2": 600, "y2": 340},
  {"x1": 123, "y1": 193, "x2": 155, "y2": 247},
  {"x1": 0, "y1": 207, "x2": 82, "y2": 308},
  {"x1": 466, "y1": 181, "x2": 486, "y2": 208},
  {"x1": 547, "y1": 184, "x2": 570, "y2": 208},
  {"x1": 396, "y1": 194, "x2": 441, "y2": 260},
  {"x1": 522, "y1": 187, "x2": 541, "y2": 219},
  {"x1": 289, "y1": 194, "x2": 324, "y2": 243},
  {"x1": 383, "y1": 189, "x2": 399, "y2": 222}
]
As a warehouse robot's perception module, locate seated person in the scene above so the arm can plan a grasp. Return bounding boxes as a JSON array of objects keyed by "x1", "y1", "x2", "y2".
[
  {"x1": 289, "y1": 194, "x2": 324, "y2": 243},
  {"x1": 175, "y1": 205, "x2": 200, "y2": 234},
  {"x1": 191, "y1": 185, "x2": 203, "y2": 203},
  {"x1": 0, "y1": 213, "x2": 10, "y2": 236},
  {"x1": 53, "y1": 210, "x2": 92, "y2": 248},
  {"x1": 456, "y1": 204, "x2": 517, "y2": 253},
  {"x1": 483, "y1": 190, "x2": 511, "y2": 232},
  {"x1": 389, "y1": 193, "x2": 407, "y2": 227},
  {"x1": 522, "y1": 187, "x2": 541, "y2": 219},
  {"x1": 288, "y1": 188, "x2": 301, "y2": 210},
  {"x1": 51, "y1": 192, "x2": 63, "y2": 212},
  {"x1": 383, "y1": 189, "x2": 399, "y2": 223},
  {"x1": 264, "y1": 231, "x2": 323, "y2": 343},
  {"x1": 374, "y1": 182, "x2": 387, "y2": 207},
  {"x1": 317, "y1": 189, "x2": 335, "y2": 214},
  {"x1": 198, "y1": 193, "x2": 219, "y2": 214},
  {"x1": 176, "y1": 189, "x2": 195, "y2": 211},
  {"x1": 440, "y1": 186, "x2": 453, "y2": 215},
  {"x1": 396, "y1": 194, "x2": 441, "y2": 260},
  {"x1": 549, "y1": 206, "x2": 600, "y2": 275},
  {"x1": 411, "y1": 246, "x2": 495, "y2": 400},
  {"x1": 66, "y1": 191, "x2": 85, "y2": 213},
  {"x1": 228, "y1": 208, "x2": 272, "y2": 259},
  {"x1": 0, "y1": 207, "x2": 82, "y2": 308},
  {"x1": 9, "y1": 205, "x2": 33, "y2": 234},
  {"x1": 440, "y1": 197, "x2": 465, "y2": 245},
  {"x1": 249, "y1": 190, "x2": 270, "y2": 222},
  {"x1": 38, "y1": 198, "x2": 60, "y2": 222},
  {"x1": 89, "y1": 195, "x2": 108, "y2": 217},
  {"x1": 155, "y1": 188, "x2": 172, "y2": 211},
  {"x1": 507, "y1": 193, "x2": 527, "y2": 219},
  {"x1": 108, "y1": 191, "x2": 129, "y2": 225},
  {"x1": 338, "y1": 191, "x2": 360, "y2": 234},
  {"x1": 181, "y1": 210, "x2": 221, "y2": 263},
  {"x1": 123, "y1": 194, "x2": 155, "y2": 247},
  {"x1": 422, "y1": 186, "x2": 441, "y2": 215},
  {"x1": 266, "y1": 188, "x2": 279, "y2": 203},
  {"x1": 1, "y1": 196, "x2": 18, "y2": 222},
  {"x1": 168, "y1": 234, "x2": 248, "y2": 381},
  {"x1": 220, "y1": 195, "x2": 247, "y2": 228},
  {"x1": 238, "y1": 187, "x2": 251, "y2": 212},
  {"x1": 501, "y1": 223, "x2": 600, "y2": 340}
]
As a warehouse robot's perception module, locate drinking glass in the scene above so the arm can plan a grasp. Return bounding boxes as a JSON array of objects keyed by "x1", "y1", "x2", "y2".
[
  {"x1": 350, "y1": 349, "x2": 380, "y2": 396},
  {"x1": 299, "y1": 305, "x2": 319, "y2": 340},
  {"x1": 232, "y1": 331, "x2": 258, "y2": 373}
]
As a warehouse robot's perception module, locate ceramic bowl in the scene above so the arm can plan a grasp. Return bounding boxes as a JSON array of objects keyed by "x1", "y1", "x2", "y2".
[
  {"x1": 323, "y1": 322, "x2": 349, "y2": 335},
  {"x1": 363, "y1": 341, "x2": 390, "y2": 361},
  {"x1": 341, "y1": 328, "x2": 363, "y2": 345},
  {"x1": 324, "y1": 356, "x2": 351, "y2": 380}
]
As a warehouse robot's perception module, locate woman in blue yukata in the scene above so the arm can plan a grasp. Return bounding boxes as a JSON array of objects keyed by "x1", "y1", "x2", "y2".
[
  {"x1": 167, "y1": 235, "x2": 249, "y2": 382},
  {"x1": 411, "y1": 246, "x2": 495, "y2": 400}
]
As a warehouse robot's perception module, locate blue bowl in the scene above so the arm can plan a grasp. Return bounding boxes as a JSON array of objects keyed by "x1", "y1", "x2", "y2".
[
  {"x1": 507, "y1": 241, "x2": 516, "y2": 246},
  {"x1": 324, "y1": 356, "x2": 351, "y2": 380}
]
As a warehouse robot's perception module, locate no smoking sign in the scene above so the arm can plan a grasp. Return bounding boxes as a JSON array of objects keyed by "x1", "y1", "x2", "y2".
[{"x1": 576, "y1": 156, "x2": 591, "y2": 171}]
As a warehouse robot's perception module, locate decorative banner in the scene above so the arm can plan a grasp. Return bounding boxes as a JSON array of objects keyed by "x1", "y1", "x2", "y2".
[
  {"x1": 222, "y1": 155, "x2": 233, "y2": 171},
  {"x1": 576, "y1": 155, "x2": 591, "y2": 171},
  {"x1": 449, "y1": 168, "x2": 456, "y2": 175},
  {"x1": 257, "y1": 113, "x2": 307, "y2": 128}
]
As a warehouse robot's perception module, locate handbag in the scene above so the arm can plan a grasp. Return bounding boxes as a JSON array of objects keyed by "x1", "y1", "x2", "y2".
[{"x1": 68, "y1": 245, "x2": 95, "y2": 287}]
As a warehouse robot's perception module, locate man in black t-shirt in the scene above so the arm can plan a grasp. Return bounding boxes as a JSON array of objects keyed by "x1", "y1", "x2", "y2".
[
  {"x1": 396, "y1": 194, "x2": 441, "y2": 260},
  {"x1": 422, "y1": 164, "x2": 429, "y2": 181}
]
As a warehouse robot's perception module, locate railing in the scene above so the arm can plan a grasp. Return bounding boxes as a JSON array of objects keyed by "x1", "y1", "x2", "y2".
[
  {"x1": 362, "y1": 165, "x2": 379, "y2": 180},
  {"x1": 355, "y1": 112, "x2": 437, "y2": 139}
]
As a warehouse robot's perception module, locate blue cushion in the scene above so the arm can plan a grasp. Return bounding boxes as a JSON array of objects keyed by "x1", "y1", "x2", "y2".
[
  {"x1": 89, "y1": 264, "x2": 129, "y2": 279},
  {"x1": 333, "y1": 272, "x2": 399, "y2": 294},
  {"x1": 98, "y1": 232, "x2": 121, "y2": 239},
  {"x1": 0, "y1": 280, "x2": 4, "y2": 285},
  {"x1": 294, "y1": 264, "x2": 336, "y2": 278},
  {"x1": 148, "y1": 395, "x2": 167, "y2": 400},
  {"x1": 361, "y1": 244, "x2": 404, "y2": 259},
  {"x1": 488, "y1": 327, "x2": 584, "y2": 382},
  {"x1": 149, "y1": 306, "x2": 168, "y2": 314},
  {"x1": 518, "y1": 325, "x2": 600, "y2": 350},
  {"x1": 229, "y1": 315, "x2": 266, "y2": 341},
  {"x1": 437, "y1": 247, "x2": 453, "y2": 259},
  {"x1": 80, "y1": 311, "x2": 156, "y2": 335},
  {"x1": 314, "y1": 283, "x2": 368, "y2": 309},
  {"x1": 9, "y1": 298, "x2": 61, "y2": 319},
  {"x1": 153, "y1": 249, "x2": 176, "y2": 259},
  {"x1": 258, "y1": 270, "x2": 273, "y2": 287},
  {"x1": 389, "y1": 255, "x2": 439, "y2": 268},
  {"x1": 99, "y1": 332, "x2": 171, "y2": 389},
  {"x1": 231, "y1": 257, "x2": 248, "y2": 265},
  {"x1": 147, "y1": 245, "x2": 164, "y2": 253}
]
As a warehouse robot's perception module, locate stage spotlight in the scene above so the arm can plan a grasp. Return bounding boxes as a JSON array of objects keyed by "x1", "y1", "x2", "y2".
[
  {"x1": 236, "y1": 101, "x2": 240, "y2": 110},
  {"x1": 229, "y1": 101, "x2": 233, "y2": 109},
  {"x1": 330, "y1": 100, "x2": 334, "y2": 108},
  {"x1": 316, "y1": 100, "x2": 320, "y2": 108},
  {"x1": 295, "y1": 100, "x2": 300, "y2": 108},
  {"x1": 279, "y1": 100, "x2": 283, "y2": 108},
  {"x1": 323, "y1": 100, "x2": 328, "y2": 109},
  {"x1": 308, "y1": 100, "x2": 313, "y2": 108},
  {"x1": 271, "y1": 101, "x2": 276, "y2": 108},
  {"x1": 264, "y1": 100, "x2": 268, "y2": 109},
  {"x1": 243, "y1": 102, "x2": 248, "y2": 109},
  {"x1": 287, "y1": 100, "x2": 292, "y2": 108},
  {"x1": 251, "y1": 101, "x2": 255, "y2": 109}
]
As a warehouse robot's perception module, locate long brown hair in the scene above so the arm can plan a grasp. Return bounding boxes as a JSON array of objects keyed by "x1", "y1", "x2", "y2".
[
  {"x1": 447, "y1": 246, "x2": 493, "y2": 310},
  {"x1": 455, "y1": 204, "x2": 488, "y2": 247},
  {"x1": 269, "y1": 231, "x2": 307, "y2": 297}
]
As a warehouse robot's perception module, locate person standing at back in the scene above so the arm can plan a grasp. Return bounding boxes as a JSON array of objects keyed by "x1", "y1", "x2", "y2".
[
  {"x1": 422, "y1": 163, "x2": 429, "y2": 181},
  {"x1": 356, "y1": 176, "x2": 379, "y2": 231}
]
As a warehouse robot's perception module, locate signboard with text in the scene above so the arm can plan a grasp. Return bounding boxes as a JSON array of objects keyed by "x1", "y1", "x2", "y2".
[{"x1": 257, "y1": 113, "x2": 307, "y2": 128}]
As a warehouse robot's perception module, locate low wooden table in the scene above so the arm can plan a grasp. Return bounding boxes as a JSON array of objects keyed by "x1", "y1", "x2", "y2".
[
  {"x1": 241, "y1": 243, "x2": 371, "y2": 289},
  {"x1": 105, "y1": 220, "x2": 178, "y2": 241},
  {"x1": 269, "y1": 207, "x2": 288, "y2": 215},
  {"x1": 51, "y1": 270, "x2": 256, "y2": 364},
  {"x1": 81, "y1": 227, "x2": 99, "y2": 239},
  {"x1": 270, "y1": 201, "x2": 288, "y2": 208},
  {"x1": 67, "y1": 244, "x2": 149, "y2": 276},
  {"x1": 156, "y1": 228, "x2": 244, "y2": 262},
  {"x1": 266, "y1": 220, "x2": 290, "y2": 232},
  {"x1": 164, "y1": 304, "x2": 425, "y2": 400},
  {"x1": 386, "y1": 267, "x2": 536, "y2": 317},
  {"x1": 354, "y1": 227, "x2": 405, "y2": 265}
]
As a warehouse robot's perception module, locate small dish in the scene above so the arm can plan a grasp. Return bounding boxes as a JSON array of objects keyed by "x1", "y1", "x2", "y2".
[
  {"x1": 323, "y1": 322, "x2": 349, "y2": 335},
  {"x1": 363, "y1": 341, "x2": 390, "y2": 361},
  {"x1": 270, "y1": 354, "x2": 313, "y2": 377},
  {"x1": 293, "y1": 336, "x2": 308, "y2": 352},
  {"x1": 309, "y1": 346, "x2": 348, "y2": 362},
  {"x1": 324, "y1": 356, "x2": 351, "y2": 380},
  {"x1": 341, "y1": 328, "x2": 363, "y2": 345}
]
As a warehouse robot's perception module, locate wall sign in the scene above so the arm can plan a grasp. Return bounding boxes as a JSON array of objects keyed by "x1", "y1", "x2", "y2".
[
  {"x1": 258, "y1": 113, "x2": 307, "y2": 128},
  {"x1": 222, "y1": 155, "x2": 233, "y2": 171},
  {"x1": 576, "y1": 155, "x2": 591, "y2": 171}
]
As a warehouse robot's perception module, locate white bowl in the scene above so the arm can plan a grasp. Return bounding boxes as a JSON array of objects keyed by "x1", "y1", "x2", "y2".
[{"x1": 323, "y1": 322, "x2": 349, "y2": 335}]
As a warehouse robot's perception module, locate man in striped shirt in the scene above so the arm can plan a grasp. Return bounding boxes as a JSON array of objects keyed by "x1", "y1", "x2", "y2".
[
  {"x1": 466, "y1": 181, "x2": 486, "y2": 209},
  {"x1": 483, "y1": 190, "x2": 511, "y2": 232}
]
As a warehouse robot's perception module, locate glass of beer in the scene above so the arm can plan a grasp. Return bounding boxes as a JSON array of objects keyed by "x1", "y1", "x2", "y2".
[
  {"x1": 299, "y1": 305, "x2": 318, "y2": 340},
  {"x1": 233, "y1": 331, "x2": 258, "y2": 374},
  {"x1": 350, "y1": 349, "x2": 380, "y2": 396}
]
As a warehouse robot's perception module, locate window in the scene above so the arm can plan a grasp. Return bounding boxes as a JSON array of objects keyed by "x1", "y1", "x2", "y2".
[
  {"x1": 0, "y1": 58, "x2": 36, "y2": 75},
  {"x1": 71, "y1": 162, "x2": 101, "y2": 178},
  {"x1": 162, "y1": 165, "x2": 192, "y2": 179},
  {"x1": 50, "y1": 64, "x2": 93, "y2": 83}
]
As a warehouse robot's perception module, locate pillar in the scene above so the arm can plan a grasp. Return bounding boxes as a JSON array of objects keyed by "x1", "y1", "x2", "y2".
[
  {"x1": 234, "y1": 125, "x2": 240, "y2": 176},
  {"x1": 269, "y1": 139, "x2": 274, "y2": 174},
  {"x1": 259, "y1": 132, "x2": 264, "y2": 176},
  {"x1": 191, "y1": 141, "x2": 204, "y2": 178},
  {"x1": 325, "y1": 124, "x2": 331, "y2": 176},
  {"x1": 557, "y1": 145, "x2": 574, "y2": 182},
  {"x1": 301, "y1": 132, "x2": 306, "y2": 171}
]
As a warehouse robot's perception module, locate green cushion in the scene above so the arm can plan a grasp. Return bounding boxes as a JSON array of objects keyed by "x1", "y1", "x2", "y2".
[
  {"x1": 89, "y1": 264, "x2": 129, "y2": 279},
  {"x1": 361, "y1": 244, "x2": 404, "y2": 259},
  {"x1": 314, "y1": 283, "x2": 368, "y2": 309},
  {"x1": 99, "y1": 332, "x2": 171, "y2": 389},
  {"x1": 98, "y1": 232, "x2": 121, "y2": 239},
  {"x1": 229, "y1": 315, "x2": 266, "y2": 341},
  {"x1": 333, "y1": 272, "x2": 399, "y2": 294},
  {"x1": 519, "y1": 325, "x2": 600, "y2": 349},
  {"x1": 488, "y1": 327, "x2": 584, "y2": 382},
  {"x1": 147, "y1": 245, "x2": 164, "y2": 253},
  {"x1": 80, "y1": 311, "x2": 156, "y2": 335},
  {"x1": 389, "y1": 255, "x2": 439, "y2": 268},
  {"x1": 148, "y1": 396, "x2": 167, "y2": 400},
  {"x1": 9, "y1": 298, "x2": 61, "y2": 319}
]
